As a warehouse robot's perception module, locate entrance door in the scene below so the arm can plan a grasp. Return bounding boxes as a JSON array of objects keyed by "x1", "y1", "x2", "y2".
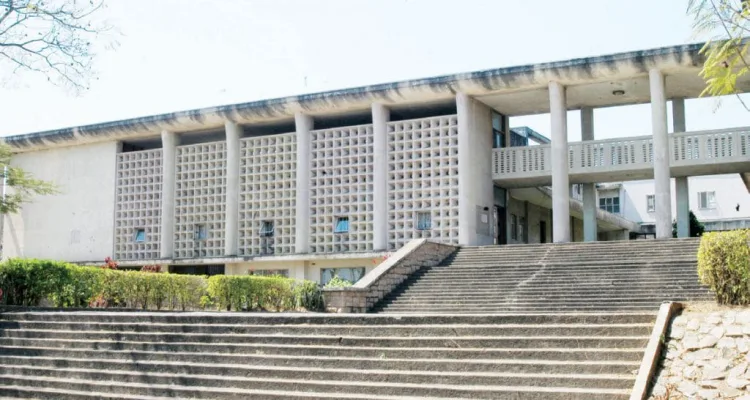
[
  {"x1": 495, "y1": 206, "x2": 507, "y2": 245},
  {"x1": 540, "y1": 221, "x2": 547, "y2": 243}
]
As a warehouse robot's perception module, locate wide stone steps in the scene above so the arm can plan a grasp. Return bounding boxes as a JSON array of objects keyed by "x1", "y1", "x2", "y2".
[
  {"x1": 0, "y1": 311, "x2": 647, "y2": 399},
  {"x1": 374, "y1": 239, "x2": 710, "y2": 313}
]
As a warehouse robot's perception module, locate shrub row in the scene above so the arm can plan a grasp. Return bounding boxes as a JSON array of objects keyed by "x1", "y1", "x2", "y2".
[
  {"x1": 0, "y1": 259, "x2": 323, "y2": 312},
  {"x1": 698, "y1": 229, "x2": 750, "y2": 305}
]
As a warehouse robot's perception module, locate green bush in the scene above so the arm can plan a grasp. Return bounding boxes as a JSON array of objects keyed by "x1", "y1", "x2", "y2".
[
  {"x1": 206, "y1": 275, "x2": 323, "y2": 312},
  {"x1": 697, "y1": 229, "x2": 750, "y2": 305},
  {"x1": 324, "y1": 275, "x2": 354, "y2": 288},
  {"x1": 0, "y1": 259, "x2": 106, "y2": 307},
  {"x1": 99, "y1": 270, "x2": 206, "y2": 310}
]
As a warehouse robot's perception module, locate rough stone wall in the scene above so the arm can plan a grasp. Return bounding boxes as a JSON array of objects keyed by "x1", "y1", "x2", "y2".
[
  {"x1": 651, "y1": 310, "x2": 750, "y2": 399},
  {"x1": 323, "y1": 240, "x2": 456, "y2": 313}
]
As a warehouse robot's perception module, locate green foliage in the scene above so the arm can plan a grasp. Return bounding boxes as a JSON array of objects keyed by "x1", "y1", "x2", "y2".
[
  {"x1": 205, "y1": 275, "x2": 322, "y2": 312},
  {"x1": 697, "y1": 229, "x2": 750, "y2": 304},
  {"x1": 0, "y1": 258, "x2": 321, "y2": 312},
  {"x1": 0, "y1": 143, "x2": 58, "y2": 215},
  {"x1": 673, "y1": 210, "x2": 706, "y2": 238},
  {"x1": 324, "y1": 276, "x2": 354, "y2": 288},
  {"x1": 687, "y1": 0, "x2": 750, "y2": 110}
]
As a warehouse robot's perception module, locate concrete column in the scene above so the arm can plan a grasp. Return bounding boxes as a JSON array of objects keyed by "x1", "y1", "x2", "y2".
[
  {"x1": 372, "y1": 103, "x2": 390, "y2": 251},
  {"x1": 549, "y1": 81, "x2": 570, "y2": 243},
  {"x1": 650, "y1": 69, "x2": 672, "y2": 239},
  {"x1": 224, "y1": 121, "x2": 241, "y2": 256},
  {"x1": 295, "y1": 112, "x2": 313, "y2": 253},
  {"x1": 672, "y1": 97, "x2": 689, "y2": 238},
  {"x1": 580, "y1": 107, "x2": 597, "y2": 242},
  {"x1": 160, "y1": 130, "x2": 178, "y2": 259},
  {"x1": 456, "y1": 92, "x2": 494, "y2": 246}
]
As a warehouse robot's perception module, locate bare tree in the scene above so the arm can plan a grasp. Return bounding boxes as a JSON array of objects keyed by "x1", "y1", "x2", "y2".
[
  {"x1": 688, "y1": 0, "x2": 750, "y2": 110},
  {"x1": 0, "y1": 0, "x2": 112, "y2": 92}
]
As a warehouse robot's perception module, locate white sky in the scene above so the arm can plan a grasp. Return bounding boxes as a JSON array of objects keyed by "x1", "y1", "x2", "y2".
[{"x1": 0, "y1": 0, "x2": 747, "y2": 141}]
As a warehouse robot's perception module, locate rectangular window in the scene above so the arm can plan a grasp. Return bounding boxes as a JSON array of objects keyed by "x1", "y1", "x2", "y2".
[
  {"x1": 416, "y1": 212, "x2": 432, "y2": 230},
  {"x1": 510, "y1": 214, "x2": 518, "y2": 240},
  {"x1": 519, "y1": 217, "x2": 525, "y2": 242},
  {"x1": 599, "y1": 196, "x2": 620, "y2": 214},
  {"x1": 194, "y1": 224, "x2": 208, "y2": 241},
  {"x1": 699, "y1": 191, "x2": 717, "y2": 209},
  {"x1": 334, "y1": 216, "x2": 350, "y2": 233},
  {"x1": 260, "y1": 220, "x2": 274, "y2": 237},
  {"x1": 320, "y1": 267, "x2": 366, "y2": 286},
  {"x1": 134, "y1": 228, "x2": 146, "y2": 243},
  {"x1": 249, "y1": 269, "x2": 289, "y2": 278},
  {"x1": 647, "y1": 195, "x2": 656, "y2": 213}
]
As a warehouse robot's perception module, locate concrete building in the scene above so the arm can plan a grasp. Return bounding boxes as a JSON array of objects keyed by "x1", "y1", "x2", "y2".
[{"x1": 2, "y1": 41, "x2": 749, "y2": 283}]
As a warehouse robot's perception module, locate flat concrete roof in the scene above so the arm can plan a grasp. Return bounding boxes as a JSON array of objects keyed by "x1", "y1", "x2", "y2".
[{"x1": 6, "y1": 40, "x2": 750, "y2": 153}]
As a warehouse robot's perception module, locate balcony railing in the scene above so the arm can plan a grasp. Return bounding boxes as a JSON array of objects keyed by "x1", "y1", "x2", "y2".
[{"x1": 492, "y1": 126, "x2": 750, "y2": 183}]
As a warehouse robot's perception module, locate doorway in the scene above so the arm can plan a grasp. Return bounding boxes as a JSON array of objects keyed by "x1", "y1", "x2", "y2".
[
  {"x1": 495, "y1": 205, "x2": 507, "y2": 245},
  {"x1": 540, "y1": 221, "x2": 547, "y2": 243}
]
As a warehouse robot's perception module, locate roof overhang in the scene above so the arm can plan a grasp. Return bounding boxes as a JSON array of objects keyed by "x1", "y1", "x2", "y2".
[{"x1": 6, "y1": 41, "x2": 749, "y2": 153}]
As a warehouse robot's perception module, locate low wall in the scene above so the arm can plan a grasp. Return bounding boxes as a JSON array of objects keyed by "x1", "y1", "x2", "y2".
[
  {"x1": 322, "y1": 239, "x2": 457, "y2": 313},
  {"x1": 651, "y1": 308, "x2": 750, "y2": 399}
]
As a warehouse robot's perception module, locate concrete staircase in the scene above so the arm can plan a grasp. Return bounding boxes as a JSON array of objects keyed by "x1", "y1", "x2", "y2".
[
  {"x1": 375, "y1": 238, "x2": 712, "y2": 313},
  {"x1": 0, "y1": 311, "x2": 652, "y2": 399}
]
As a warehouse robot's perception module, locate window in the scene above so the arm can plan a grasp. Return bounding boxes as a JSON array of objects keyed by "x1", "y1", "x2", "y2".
[
  {"x1": 321, "y1": 267, "x2": 366, "y2": 286},
  {"x1": 599, "y1": 196, "x2": 620, "y2": 214},
  {"x1": 510, "y1": 214, "x2": 518, "y2": 240},
  {"x1": 260, "y1": 221, "x2": 274, "y2": 237},
  {"x1": 647, "y1": 195, "x2": 656, "y2": 213},
  {"x1": 492, "y1": 112, "x2": 505, "y2": 149},
  {"x1": 249, "y1": 269, "x2": 289, "y2": 278},
  {"x1": 416, "y1": 212, "x2": 432, "y2": 230},
  {"x1": 334, "y1": 216, "x2": 349, "y2": 233},
  {"x1": 699, "y1": 191, "x2": 717, "y2": 210},
  {"x1": 133, "y1": 228, "x2": 146, "y2": 243},
  {"x1": 519, "y1": 217, "x2": 525, "y2": 241},
  {"x1": 194, "y1": 224, "x2": 208, "y2": 241}
]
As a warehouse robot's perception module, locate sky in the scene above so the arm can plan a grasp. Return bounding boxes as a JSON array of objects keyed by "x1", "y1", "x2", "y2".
[{"x1": 0, "y1": 0, "x2": 747, "y2": 141}]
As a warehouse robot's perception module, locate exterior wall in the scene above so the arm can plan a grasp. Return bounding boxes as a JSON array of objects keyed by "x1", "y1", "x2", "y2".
[
  {"x1": 114, "y1": 149, "x2": 163, "y2": 260},
  {"x1": 572, "y1": 217, "x2": 584, "y2": 242},
  {"x1": 306, "y1": 257, "x2": 380, "y2": 284},
  {"x1": 3, "y1": 141, "x2": 119, "y2": 262},
  {"x1": 620, "y1": 174, "x2": 750, "y2": 229},
  {"x1": 387, "y1": 115, "x2": 459, "y2": 250},
  {"x1": 309, "y1": 124, "x2": 374, "y2": 253},
  {"x1": 225, "y1": 260, "x2": 306, "y2": 280},
  {"x1": 173, "y1": 141, "x2": 227, "y2": 259},
  {"x1": 225, "y1": 257, "x2": 377, "y2": 283},
  {"x1": 526, "y1": 203, "x2": 551, "y2": 244},
  {"x1": 238, "y1": 133, "x2": 297, "y2": 256},
  {"x1": 506, "y1": 196, "x2": 526, "y2": 245}
]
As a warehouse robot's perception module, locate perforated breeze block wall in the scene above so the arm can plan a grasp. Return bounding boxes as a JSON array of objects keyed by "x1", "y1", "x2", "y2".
[
  {"x1": 238, "y1": 133, "x2": 297, "y2": 256},
  {"x1": 114, "y1": 149, "x2": 163, "y2": 260},
  {"x1": 310, "y1": 124, "x2": 375, "y2": 253},
  {"x1": 174, "y1": 142, "x2": 227, "y2": 259},
  {"x1": 387, "y1": 115, "x2": 459, "y2": 250}
]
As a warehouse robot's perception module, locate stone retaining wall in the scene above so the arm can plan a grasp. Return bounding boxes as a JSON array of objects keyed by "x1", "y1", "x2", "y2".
[
  {"x1": 322, "y1": 239, "x2": 457, "y2": 313},
  {"x1": 651, "y1": 309, "x2": 750, "y2": 399}
]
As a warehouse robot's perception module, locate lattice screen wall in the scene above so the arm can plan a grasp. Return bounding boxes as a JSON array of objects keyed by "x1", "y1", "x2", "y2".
[
  {"x1": 114, "y1": 149, "x2": 163, "y2": 260},
  {"x1": 238, "y1": 133, "x2": 297, "y2": 256},
  {"x1": 387, "y1": 115, "x2": 460, "y2": 250},
  {"x1": 174, "y1": 142, "x2": 227, "y2": 259},
  {"x1": 310, "y1": 124, "x2": 375, "y2": 253}
]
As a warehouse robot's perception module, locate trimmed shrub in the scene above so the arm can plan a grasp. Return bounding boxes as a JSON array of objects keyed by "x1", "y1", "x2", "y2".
[
  {"x1": 324, "y1": 276, "x2": 354, "y2": 288},
  {"x1": 697, "y1": 229, "x2": 750, "y2": 305},
  {"x1": 99, "y1": 270, "x2": 206, "y2": 310},
  {"x1": 0, "y1": 259, "x2": 106, "y2": 307},
  {"x1": 206, "y1": 275, "x2": 323, "y2": 312}
]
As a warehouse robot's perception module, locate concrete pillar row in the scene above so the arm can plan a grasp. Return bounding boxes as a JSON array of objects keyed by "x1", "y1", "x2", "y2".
[
  {"x1": 160, "y1": 130, "x2": 179, "y2": 259},
  {"x1": 372, "y1": 103, "x2": 390, "y2": 251},
  {"x1": 580, "y1": 107, "x2": 597, "y2": 242},
  {"x1": 672, "y1": 98, "x2": 690, "y2": 238},
  {"x1": 549, "y1": 81, "x2": 571, "y2": 243},
  {"x1": 649, "y1": 69, "x2": 672, "y2": 239},
  {"x1": 295, "y1": 112, "x2": 314, "y2": 254},
  {"x1": 224, "y1": 121, "x2": 242, "y2": 256}
]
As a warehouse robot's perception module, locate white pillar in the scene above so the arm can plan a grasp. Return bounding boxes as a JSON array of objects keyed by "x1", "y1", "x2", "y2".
[
  {"x1": 672, "y1": 97, "x2": 689, "y2": 238},
  {"x1": 224, "y1": 121, "x2": 241, "y2": 256},
  {"x1": 372, "y1": 103, "x2": 390, "y2": 251},
  {"x1": 580, "y1": 107, "x2": 597, "y2": 242},
  {"x1": 160, "y1": 130, "x2": 178, "y2": 259},
  {"x1": 549, "y1": 81, "x2": 570, "y2": 243},
  {"x1": 650, "y1": 69, "x2": 672, "y2": 239},
  {"x1": 295, "y1": 112, "x2": 313, "y2": 253}
]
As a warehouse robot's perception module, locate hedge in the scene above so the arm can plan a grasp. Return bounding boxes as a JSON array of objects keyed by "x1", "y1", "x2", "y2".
[
  {"x1": 0, "y1": 259, "x2": 323, "y2": 312},
  {"x1": 697, "y1": 229, "x2": 750, "y2": 305}
]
